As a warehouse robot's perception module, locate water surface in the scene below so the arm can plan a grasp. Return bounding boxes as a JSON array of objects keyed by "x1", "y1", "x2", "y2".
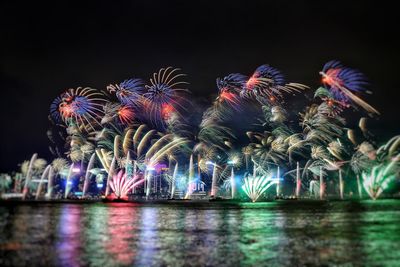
[{"x1": 1, "y1": 200, "x2": 399, "y2": 266}]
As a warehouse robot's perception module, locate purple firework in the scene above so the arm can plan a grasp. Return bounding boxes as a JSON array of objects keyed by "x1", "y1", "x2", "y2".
[
  {"x1": 320, "y1": 60, "x2": 379, "y2": 114},
  {"x1": 107, "y1": 78, "x2": 144, "y2": 105}
]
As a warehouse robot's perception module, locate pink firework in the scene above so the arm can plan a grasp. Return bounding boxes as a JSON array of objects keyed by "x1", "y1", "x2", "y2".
[{"x1": 109, "y1": 170, "x2": 144, "y2": 199}]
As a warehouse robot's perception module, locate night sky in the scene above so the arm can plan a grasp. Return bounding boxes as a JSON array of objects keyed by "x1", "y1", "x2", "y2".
[{"x1": 1, "y1": 0, "x2": 399, "y2": 171}]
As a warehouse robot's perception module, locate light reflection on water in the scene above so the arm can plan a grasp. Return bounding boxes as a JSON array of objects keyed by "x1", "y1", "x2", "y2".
[{"x1": 1, "y1": 200, "x2": 400, "y2": 266}]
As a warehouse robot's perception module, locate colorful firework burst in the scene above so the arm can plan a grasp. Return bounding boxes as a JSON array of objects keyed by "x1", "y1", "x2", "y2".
[
  {"x1": 102, "y1": 103, "x2": 135, "y2": 126},
  {"x1": 320, "y1": 60, "x2": 379, "y2": 114},
  {"x1": 242, "y1": 65, "x2": 307, "y2": 103},
  {"x1": 107, "y1": 78, "x2": 144, "y2": 105},
  {"x1": 216, "y1": 73, "x2": 246, "y2": 108},
  {"x1": 50, "y1": 87, "x2": 107, "y2": 131},
  {"x1": 143, "y1": 67, "x2": 189, "y2": 126},
  {"x1": 109, "y1": 170, "x2": 144, "y2": 199}
]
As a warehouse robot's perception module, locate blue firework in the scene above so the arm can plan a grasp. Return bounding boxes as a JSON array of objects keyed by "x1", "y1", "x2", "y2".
[
  {"x1": 216, "y1": 73, "x2": 247, "y2": 94},
  {"x1": 50, "y1": 95, "x2": 64, "y2": 122},
  {"x1": 143, "y1": 67, "x2": 189, "y2": 126},
  {"x1": 107, "y1": 78, "x2": 144, "y2": 105},
  {"x1": 321, "y1": 60, "x2": 368, "y2": 101},
  {"x1": 243, "y1": 64, "x2": 306, "y2": 102},
  {"x1": 320, "y1": 60, "x2": 378, "y2": 114},
  {"x1": 251, "y1": 65, "x2": 286, "y2": 86},
  {"x1": 50, "y1": 87, "x2": 107, "y2": 130}
]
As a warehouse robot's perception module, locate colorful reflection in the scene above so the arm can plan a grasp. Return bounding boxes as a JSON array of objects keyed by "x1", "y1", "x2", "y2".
[
  {"x1": 1, "y1": 201, "x2": 400, "y2": 266},
  {"x1": 105, "y1": 204, "x2": 139, "y2": 265},
  {"x1": 56, "y1": 205, "x2": 82, "y2": 267}
]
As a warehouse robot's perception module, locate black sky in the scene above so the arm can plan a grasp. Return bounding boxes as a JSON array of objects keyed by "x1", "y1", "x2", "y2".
[{"x1": 1, "y1": 0, "x2": 399, "y2": 171}]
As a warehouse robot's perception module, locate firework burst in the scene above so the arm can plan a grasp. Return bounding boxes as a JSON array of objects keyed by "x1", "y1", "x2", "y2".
[
  {"x1": 143, "y1": 67, "x2": 189, "y2": 127},
  {"x1": 102, "y1": 103, "x2": 135, "y2": 126},
  {"x1": 107, "y1": 78, "x2": 144, "y2": 105},
  {"x1": 362, "y1": 160, "x2": 399, "y2": 200},
  {"x1": 320, "y1": 60, "x2": 379, "y2": 115},
  {"x1": 109, "y1": 170, "x2": 144, "y2": 199},
  {"x1": 50, "y1": 87, "x2": 107, "y2": 131},
  {"x1": 216, "y1": 73, "x2": 247, "y2": 109},
  {"x1": 242, "y1": 174, "x2": 277, "y2": 202},
  {"x1": 242, "y1": 65, "x2": 308, "y2": 103}
]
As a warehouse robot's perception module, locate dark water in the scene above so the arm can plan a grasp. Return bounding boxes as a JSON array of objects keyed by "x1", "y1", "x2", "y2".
[{"x1": 1, "y1": 200, "x2": 400, "y2": 267}]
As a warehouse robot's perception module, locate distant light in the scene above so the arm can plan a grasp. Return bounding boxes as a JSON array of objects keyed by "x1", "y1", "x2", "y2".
[
  {"x1": 227, "y1": 159, "x2": 238, "y2": 165},
  {"x1": 74, "y1": 192, "x2": 83, "y2": 196},
  {"x1": 66, "y1": 181, "x2": 73, "y2": 185},
  {"x1": 97, "y1": 183, "x2": 103, "y2": 188},
  {"x1": 146, "y1": 166, "x2": 155, "y2": 171},
  {"x1": 31, "y1": 179, "x2": 48, "y2": 183},
  {"x1": 72, "y1": 167, "x2": 80, "y2": 173}
]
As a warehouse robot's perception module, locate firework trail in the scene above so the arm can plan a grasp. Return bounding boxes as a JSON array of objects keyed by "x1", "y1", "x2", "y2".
[
  {"x1": 35, "y1": 165, "x2": 52, "y2": 200},
  {"x1": 82, "y1": 153, "x2": 96, "y2": 198},
  {"x1": 22, "y1": 153, "x2": 38, "y2": 200}
]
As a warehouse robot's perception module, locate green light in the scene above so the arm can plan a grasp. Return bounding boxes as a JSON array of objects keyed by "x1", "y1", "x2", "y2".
[
  {"x1": 362, "y1": 162, "x2": 398, "y2": 200},
  {"x1": 242, "y1": 175, "x2": 277, "y2": 202}
]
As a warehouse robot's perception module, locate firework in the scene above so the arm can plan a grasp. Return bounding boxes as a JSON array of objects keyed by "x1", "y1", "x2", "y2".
[
  {"x1": 314, "y1": 87, "x2": 348, "y2": 116},
  {"x1": 217, "y1": 73, "x2": 247, "y2": 94},
  {"x1": 82, "y1": 153, "x2": 96, "y2": 198},
  {"x1": 376, "y1": 135, "x2": 400, "y2": 160},
  {"x1": 50, "y1": 87, "x2": 108, "y2": 131},
  {"x1": 210, "y1": 161, "x2": 219, "y2": 197},
  {"x1": 143, "y1": 67, "x2": 189, "y2": 126},
  {"x1": 270, "y1": 106, "x2": 287, "y2": 123},
  {"x1": 109, "y1": 170, "x2": 144, "y2": 199},
  {"x1": 5, "y1": 62, "x2": 395, "y2": 202},
  {"x1": 197, "y1": 106, "x2": 235, "y2": 151},
  {"x1": 216, "y1": 73, "x2": 246, "y2": 108},
  {"x1": 242, "y1": 65, "x2": 283, "y2": 99},
  {"x1": 362, "y1": 160, "x2": 399, "y2": 200},
  {"x1": 102, "y1": 103, "x2": 135, "y2": 126},
  {"x1": 95, "y1": 124, "x2": 188, "y2": 176},
  {"x1": 64, "y1": 164, "x2": 74, "y2": 198},
  {"x1": 107, "y1": 78, "x2": 144, "y2": 105},
  {"x1": 242, "y1": 174, "x2": 277, "y2": 202},
  {"x1": 243, "y1": 65, "x2": 307, "y2": 102},
  {"x1": 51, "y1": 158, "x2": 69, "y2": 173},
  {"x1": 35, "y1": 165, "x2": 52, "y2": 200},
  {"x1": 300, "y1": 103, "x2": 345, "y2": 145},
  {"x1": 320, "y1": 60, "x2": 379, "y2": 115},
  {"x1": 247, "y1": 131, "x2": 288, "y2": 165}
]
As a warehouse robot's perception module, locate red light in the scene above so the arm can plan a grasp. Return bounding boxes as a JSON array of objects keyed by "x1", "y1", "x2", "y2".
[
  {"x1": 322, "y1": 69, "x2": 341, "y2": 86},
  {"x1": 118, "y1": 106, "x2": 134, "y2": 124},
  {"x1": 59, "y1": 104, "x2": 74, "y2": 118},
  {"x1": 161, "y1": 103, "x2": 174, "y2": 120},
  {"x1": 246, "y1": 77, "x2": 257, "y2": 90},
  {"x1": 219, "y1": 91, "x2": 235, "y2": 103}
]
